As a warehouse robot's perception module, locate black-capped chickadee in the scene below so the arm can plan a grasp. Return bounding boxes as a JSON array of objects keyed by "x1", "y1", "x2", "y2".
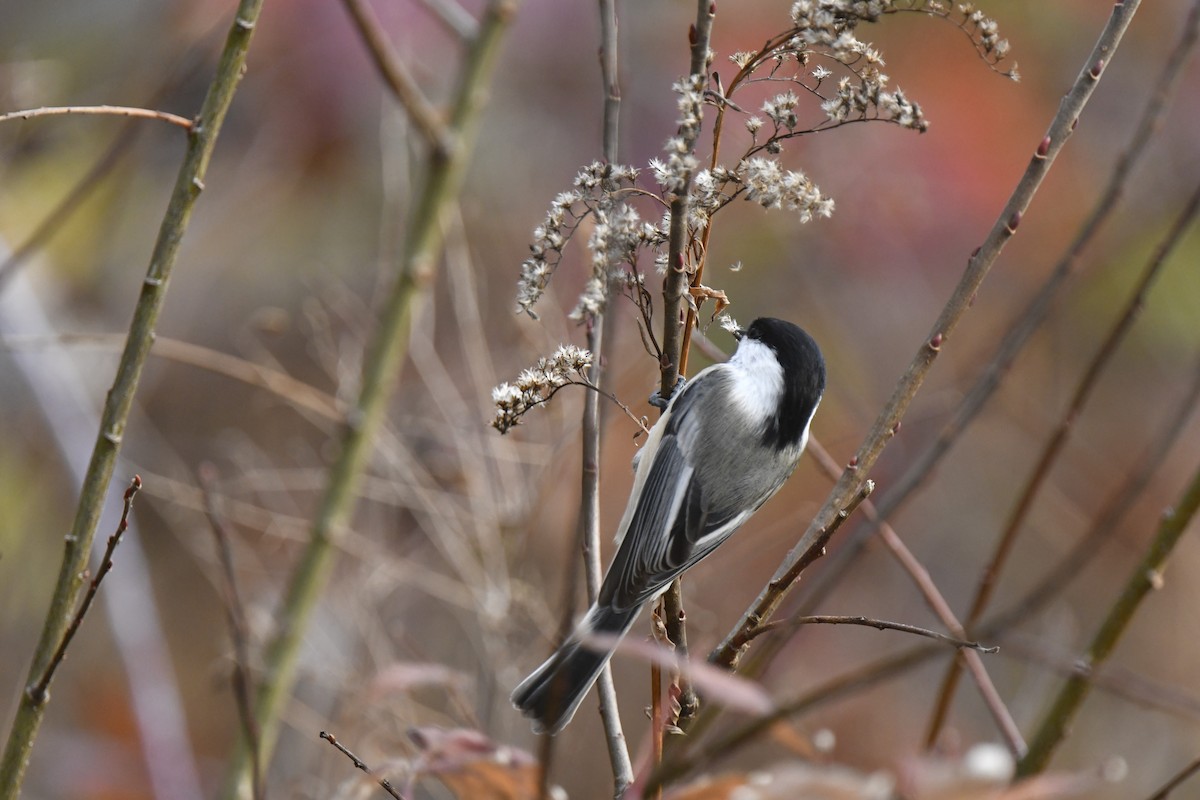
[{"x1": 512, "y1": 317, "x2": 825, "y2": 734}]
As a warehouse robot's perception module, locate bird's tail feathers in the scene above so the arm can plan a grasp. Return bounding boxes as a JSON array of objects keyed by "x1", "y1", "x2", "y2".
[{"x1": 511, "y1": 604, "x2": 638, "y2": 734}]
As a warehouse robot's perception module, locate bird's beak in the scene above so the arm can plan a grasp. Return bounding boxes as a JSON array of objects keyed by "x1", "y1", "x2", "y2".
[{"x1": 732, "y1": 326, "x2": 745, "y2": 341}]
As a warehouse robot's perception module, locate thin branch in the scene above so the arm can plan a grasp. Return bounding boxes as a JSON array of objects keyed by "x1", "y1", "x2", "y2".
[
  {"x1": 1147, "y1": 755, "x2": 1200, "y2": 800},
  {"x1": 804, "y1": 438, "x2": 1025, "y2": 755},
  {"x1": 1016, "y1": 457, "x2": 1200, "y2": 777},
  {"x1": 339, "y1": 0, "x2": 453, "y2": 154},
  {"x1": 1, "y1": 333, "x2": 342, "y2": 423},
  {"x1": 587, "y1": 2, "x2": 635, "y2": 793},
  {"x1": 219, "y1": 3, "x2": 519, "y2": 796},
  {"x1": 998, "y1": 634, "x2": 1200, "y2": 722},
  {"x1": 661, "y1": 578, "x2": 698, "y2": 728},
  {"x1": 29, "y1": 475, "x2": 142, "y2": 701},
  {"x1": 0, "y1": 2, "x2": 265, "y2": 793},
  {"x1": 653, "y1": 0, "x2": 717, "y2": 755},
  {"x1": 0, "y1": 104, "x2": 193, "y2": 129},
  {"x1": 658, "y1": 0, "x2": 715, "y2": 397},
  {"x1": 0, "y1": 274, "x2": 207, "y2": 800},
  {"x1": 710, "y1": 0, "x2": 1144, "y2": 673},
  {"x1": 927, "y1": 177, "x2": 1200, "y2": 747},
  {"x1": 199, "y1": 464, "x2": 262, "y2": 800},
  {"x1": 797, "y1": 0, "x2": 1200, "y2": 650},
  {"x1": 598, "y1": 0, "x2": 621, "y2": 165},
  {"x1": 568, "y1": 379, "x2": 651, "y2": 435},
  {"x1": 746, "y1": 614, "x2": 997, "y2": 652},
  {"x1": 985, "y1": 352, "x2": 1200, "y2": 634},
  {"x1": 578, "y1": 313, "x2": 633, "y2": 797},
  {"x1": 650, "y1": 642, "x2": 941, "y2": 791},
  {"x1": 320, "y1": 731, "x2": 407, "y2": 800}
]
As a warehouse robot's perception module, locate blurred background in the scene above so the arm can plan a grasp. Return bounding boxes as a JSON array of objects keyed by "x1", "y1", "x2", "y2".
[{"x1": 1, "y1": 0, "x2": 1199, "y2": 797}]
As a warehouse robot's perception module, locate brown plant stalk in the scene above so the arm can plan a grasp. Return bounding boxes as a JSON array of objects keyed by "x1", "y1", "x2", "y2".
[
  {"x1": 796, "y1": 0, "x2": 1200, "y2": 656},
  {"x1": 927, "y1": 176, "x2": 1200, "y2": 747},
  {"x1": 0, "y1": 1, "x2": 266, "y2": 793},
  {"x1": 1016, "y1": 457, "x2": 1200, "y2": 776},
  {"x1": 219, "y1": 3, "x2": 519, "y2": 796},
  {"x1": 710, "y1": 0, "x2": 1145, "y2": 673}
]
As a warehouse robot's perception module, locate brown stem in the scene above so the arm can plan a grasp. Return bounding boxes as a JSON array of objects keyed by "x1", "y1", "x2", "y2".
[
  {"x1": 710, "y1": 0, "x2": 1144, "y2": 673},
  {"x1": 798, "y1": 0, "x2": 1200, "y2": 664},
  {"x1": 0, "y1": 104, "x2": 192, "y2": 129},
  {"x1": 1016, "y1": 458, "x2": 1200, "y2": 776},
  {"x1": 320, "y1": 731, "x2": 407, "y2": 800},
  {"x1": 927, "y1": 176, "x2": 1200, "y2": 747}
]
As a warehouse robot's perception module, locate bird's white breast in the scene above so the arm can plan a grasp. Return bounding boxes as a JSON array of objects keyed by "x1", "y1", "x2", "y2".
[{"x1": 727, "y1": 338, "x2": 785, "y2": 421}]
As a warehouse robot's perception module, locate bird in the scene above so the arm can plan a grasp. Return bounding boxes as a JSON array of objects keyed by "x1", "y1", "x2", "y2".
[{"x1": 511, "y1": 317, "x2": 826, "y2": 734}]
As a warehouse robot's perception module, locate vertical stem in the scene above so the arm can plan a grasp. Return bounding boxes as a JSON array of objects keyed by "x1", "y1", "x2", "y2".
[
  {"x1": 653, "y1": 0, "x2": 716, "y2": 761},
  {"x1": 0, "y1": 3, "x2": 265, "y2": 796},
  {"x1": 659, "y1": 0, "x2": 715, "y2": 396},
  {"x1": 711, "y1": 0, "x2": 1143, "y2": 673},
  {"x1": 1017, "y1": 460, "x2": 1200, "y2": 777},
  {"x1": 218, "y1": 3, "x2": 518, "y2": 797},
  {"x1": 588, "y1": 2, "x2": 634, "y2": 794},
  {"x1": 926, "y1": 178, "x2": 1200, "y2": 747}
]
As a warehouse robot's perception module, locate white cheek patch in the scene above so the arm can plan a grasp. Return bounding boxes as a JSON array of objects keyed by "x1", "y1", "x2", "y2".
[{"x1": 728, "y1": 339, "x2": 784, "y2": 419}]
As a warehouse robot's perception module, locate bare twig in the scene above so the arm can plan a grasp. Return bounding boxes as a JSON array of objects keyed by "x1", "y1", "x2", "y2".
[
  {"x1": 564, "y1": 378, "x2": 651, "y2": 435},
  {"x1": 653, "y1": 0, "x2": 718, "y2": 754},
  {"x1": 339, "y1": 0, "x2": 452, "y2": 154},
  {"x1": 658, "y1": 0, "x2": 715, "y2": 398},
  {"x1": 799, "y1": 0, "x2": 1200, "y2": 654},
  {"x1": 711, "y1": 0, "x2": 1144, "y2": 672},
  {"x1": 320, "y1": 731, "x2": 407, "y2": 800},
  {"x1": 1147, "y1": 755, "x2": 1200, "y2": 800},
  {"x1": 928, "y1": 178, "x2": 1200, "y2": 747},
  {"x1": 577, "y1": 313, "x2": 633, "y2": 797},
  {"x1": 745, "y1": 614, "x2": 997, "y2": 652},
  {"x1": 802, "y1": 438, "x2": 1026, "y2": 755},
  {"x1": 998, "y1": 634, "x2": 1200, "y2": 722},
  {"x1": 986, "y1": 353, "x2": 1200, "y2": 634},
  {"x1": 219, "y1": 4, "x2": 519, "y2": 796},
  {"x1": 586, "y1": 2, "x2": 635, "y2": 792},
  {"x1": 661, "y1": 578, "x2": 698, "y2": 728},
  {"x1": 0, "y1": 2, "x2": 265, "y2": 793},
  {"x1": 29, "y1": 475, "x2": 142, "y2": 701},
  {"x1": 717, "y1": 481, "x2": 876, "y2": 661},
  {"x1": 0, "y1": 271, "x2": 206, "y2": 800},
  {"x1": 0, "y1": 104, "x2": 193, "y2": 129},
  {"x1": 650, "y1": 642, "x2": 940, "y2": 791},
  {"x1": 598, "y1": 0, "x2": 621, "y2": 165},
  {"x1": 199, "y1": 464, "x2": 262, "y2": 800},
  {"x1": 1017, "y1": 458, "x2": 1200, "y2": 777},
  {"x1": 1, "y1": 333, "x2": 342, "y2": 423}
]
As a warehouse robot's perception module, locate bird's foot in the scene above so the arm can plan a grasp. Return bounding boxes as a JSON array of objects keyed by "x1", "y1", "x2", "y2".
[{"x1": 649, "y1": 375, "x2": 687, "y2": 409}]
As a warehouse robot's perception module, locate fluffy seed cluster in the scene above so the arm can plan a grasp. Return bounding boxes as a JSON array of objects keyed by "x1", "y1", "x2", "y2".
[
  {"x1": 491, "y1": 345, "x2": 593, "y2": 434},
  {"x1": 651, "y1": 75, "x2": 706, "y2": 195},
  {"x1": 516, "y1": 162, "x2": 657, "y2": 320},
  {"x1": 740, "y1": 157, "x2": 834, "y2": 221},
  {"x1": 512, "y1": 0, "x2": 1014, "y2": 330},
  {"x1": 763, "y1": 90, "x2": 801, "y2": 131},
  {"x1": 516, "y1": 190, "x2": 584, "y2": 317},
  {"x1": 952, "y1": 2, "x2": 1018, "y2": 79},
  {"x1": 822, "y1": 73, "x2": 927, "y2": 131}
]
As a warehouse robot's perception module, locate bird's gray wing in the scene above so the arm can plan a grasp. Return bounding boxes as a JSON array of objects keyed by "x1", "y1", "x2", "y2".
[{"x1": 599, "y1": 380, "x2": 752, "y2": 612}]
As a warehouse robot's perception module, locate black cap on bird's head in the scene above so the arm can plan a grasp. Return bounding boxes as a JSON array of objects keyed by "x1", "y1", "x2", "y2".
[{"x1": 741, "y1": 317, "x2": 826, "y2": 450}]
